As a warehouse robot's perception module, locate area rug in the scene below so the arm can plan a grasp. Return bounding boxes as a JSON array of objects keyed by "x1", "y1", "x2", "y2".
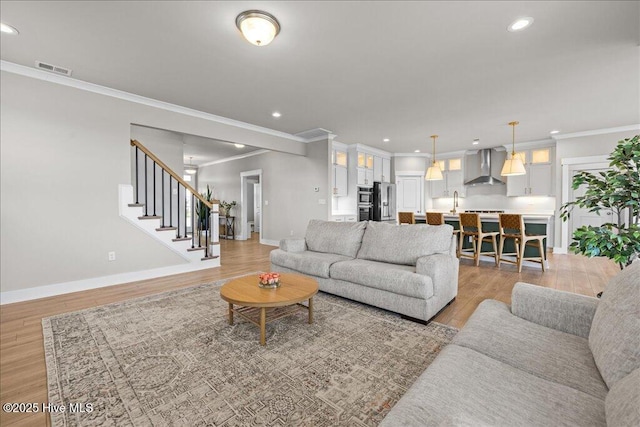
[{"x1": 43, "y1": 276, "x2": 457, "y2": 426}]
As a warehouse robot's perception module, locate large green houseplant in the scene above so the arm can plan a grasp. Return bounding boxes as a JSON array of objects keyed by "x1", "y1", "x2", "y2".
[
  {"x1": 196, "y1": 185, "x2": 214, "y2": 232},
  {"x1": 560, "y1": 135, "x2": 640, "y2": 270}
]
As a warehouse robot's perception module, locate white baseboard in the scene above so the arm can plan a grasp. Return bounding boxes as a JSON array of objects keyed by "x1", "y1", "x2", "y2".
[
  {"x1": 0, "y1": 260, "x2": 219, "y2": 305},
  {"x1": 260, "y1": 239, "x2": 280, "y2": 247},
  {"x1": 553, "y1": 247, "x2": 568, "y2": 254}
]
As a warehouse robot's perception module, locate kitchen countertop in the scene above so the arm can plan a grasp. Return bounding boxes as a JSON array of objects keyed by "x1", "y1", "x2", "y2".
[{"x1": 416, "y1": 211, "x2": 554, "y2": 223}]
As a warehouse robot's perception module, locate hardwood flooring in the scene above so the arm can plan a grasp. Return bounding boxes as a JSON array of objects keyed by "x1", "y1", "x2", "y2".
[{"x1": 0, "y1": 233, "x2": 620, "y2": 426}]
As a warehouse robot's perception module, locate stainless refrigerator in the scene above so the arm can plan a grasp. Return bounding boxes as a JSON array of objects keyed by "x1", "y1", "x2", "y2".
[{"x1": 372, "y1": 182, "x2": 396, "y2": 222}]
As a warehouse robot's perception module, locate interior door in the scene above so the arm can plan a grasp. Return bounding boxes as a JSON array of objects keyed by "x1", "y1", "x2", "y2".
[
  {"x1": 254, "y1": 183, "x2": 261, "y2": 233},
  {"x1": 396, "y1": 176, "x2": 423, "y2": 215},
  {"x1": 570, "y1": 167, "x2": 612, "y2": 235}
]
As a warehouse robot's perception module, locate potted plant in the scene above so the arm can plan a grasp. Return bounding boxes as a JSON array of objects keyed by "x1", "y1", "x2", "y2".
[
  {"x1": 560, "y1": 135, "x2": 640, "y2": 273},
  {"x1": 196, "y1": 185, "x2": 214, "y2": 232},
  {"x1": 220, "y1": 200, "x2": 237, "y2": 217}
]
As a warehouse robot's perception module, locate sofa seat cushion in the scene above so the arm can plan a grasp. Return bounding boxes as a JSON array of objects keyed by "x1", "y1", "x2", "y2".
[
  {"x1": 304, "y1": 219, "x2": 367, "y2": 258},
  {"x1": 329, "y1": 259, "x2": 433, "y2": 299},
  {"x1": 589, "y1": 261, "x2": 640, "y2": 389},
  {"x1": 270, "y1": 249, "x2": 352, "y2": 279},
  {"x1": 380, "y1": 344, "x2": 606, "y2": 427},
  {"x1": 452, "y1": 299, "x2": 608, "y2": 400},
  {"x1": 357, "y1": 221, "x2": 453, "y2": 266}
]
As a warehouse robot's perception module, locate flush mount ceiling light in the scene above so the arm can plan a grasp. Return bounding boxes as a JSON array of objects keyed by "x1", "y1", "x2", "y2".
[
  {"x1": 0, "y1": 22, "x2": 19, "y2": 35},
  {"x1": 185, "y1": 157, "x2": 198, "y2": 175},
  {"x1": 234, "y1": 143, "x2": 245, "y2": 148},
  {"x1": 501, "y1": 121, "x2": 527, "y2": 176},
  {"x1": 508, "y1": 17, "x2": 534, "y2": 32},
  {"x1": 425, "y1": 135, "x2": 444, "y2": 181},
  {"x1": 236, "y1": 10, "x2": 280, "y2": 46}
]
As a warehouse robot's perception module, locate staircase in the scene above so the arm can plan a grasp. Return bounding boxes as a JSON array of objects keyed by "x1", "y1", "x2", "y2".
[{"x1": 119, "y1": 139, "x2": 220, "y2": 267}]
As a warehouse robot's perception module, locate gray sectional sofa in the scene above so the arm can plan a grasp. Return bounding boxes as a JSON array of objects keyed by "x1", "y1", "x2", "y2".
[
  {"x1": 381, "y1": 261, "x2": 640, "y2": 426},
  {"x1": 270, "y1": 219, "x2": 459, "y2": 322}
]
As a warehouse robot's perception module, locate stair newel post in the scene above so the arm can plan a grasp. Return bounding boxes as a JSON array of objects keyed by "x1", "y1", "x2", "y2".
[
  {"x1": 135, "y1": 147, "x2": 139, "y2": 204},
  {"x1": 191, "y1": 193, "x2": 195, "y2": 249},
  {"x1": 176, "y1": 185, "x2": 182, "y2": 239},
  {"x1": 144, "y1": 153, "x2": 149, "y2": 216},
  {"x1": 184, "y1": 185, "x2": 188, "y2": 239},
  {"x1": 161, "y1": 170, "x2": 165, "y2": 227},
  {"x1": 205, "y1": 204, "x2": 210, "y2": 258},
  {"x1": 153, "y1": 161, "x2": 157, "y2": 216},
  {"x1": 169, "y1": 176, "x2": 173, "y2": 227}
]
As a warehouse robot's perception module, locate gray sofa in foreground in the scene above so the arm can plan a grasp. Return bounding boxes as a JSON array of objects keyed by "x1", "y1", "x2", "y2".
[
  {"x1": 381, "y1": 261, "x2": 640, "y2": 427},
  {"x1": 270, "y1": 220, "x2": 459, "y2": 322}
]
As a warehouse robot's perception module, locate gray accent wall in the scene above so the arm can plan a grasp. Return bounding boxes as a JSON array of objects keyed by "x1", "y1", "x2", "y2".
[
  {"x1": 198, "y1": 139, "x2": 330, "y2": 242},
  {"x1": 0, "y1": 71, "x2": 308, "y2": 293}
]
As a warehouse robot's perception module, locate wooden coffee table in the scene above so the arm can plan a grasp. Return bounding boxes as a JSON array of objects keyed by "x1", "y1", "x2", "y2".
[{"x1": 220, "y1": 273, "x2": 319, "y2": 346}]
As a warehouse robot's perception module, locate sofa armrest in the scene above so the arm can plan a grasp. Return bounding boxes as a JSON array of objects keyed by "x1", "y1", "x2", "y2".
[
  {"x1": 416, "y1": 253, "x2": 459, "y2": 298},
  {"x1": 279, "y1": 238, "x2": 307, "y2": 253},
  {"x1": 511, "y1": 282, "x2": 599, "y2": 338}
]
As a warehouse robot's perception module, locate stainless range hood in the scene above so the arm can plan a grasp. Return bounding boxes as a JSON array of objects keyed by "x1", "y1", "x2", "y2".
[{"x1": 464, "y1": 148, "x2": 505, "y2": 186}]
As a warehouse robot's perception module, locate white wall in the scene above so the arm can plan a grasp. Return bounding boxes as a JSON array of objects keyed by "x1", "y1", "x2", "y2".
[
  {"x1": 198, "y1": 139, "x2": 331, "y2": 242},
  {"x1": 0, "y1": 71, "x2": 308, "y2": 293}
]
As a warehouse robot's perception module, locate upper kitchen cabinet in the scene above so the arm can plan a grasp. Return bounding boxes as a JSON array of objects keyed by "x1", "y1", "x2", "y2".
[
  {"x1": 506, "y1": 147, "x2": 554, "y2": 196},
  {"x1": 350, "y1": 145, "x2": 392, "y2": 186},
  {"x1": 431, "y1": 157, "x2": 466, "y2": 198},
  {"x1": 331, "y1": 144, "x2": 348, "y2": 197}
]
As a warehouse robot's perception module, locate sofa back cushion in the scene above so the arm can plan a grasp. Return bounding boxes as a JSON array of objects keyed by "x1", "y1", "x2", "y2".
[
  {"x1": 305, "y1": 220, "x2": 367, "y2": 258},
  {"x1": 357, "y1": 222, "x2": 453, "y2": 266},
  {"x1": 605, "y1": 368, "x2": 640, "y2": 427},
  {"x1": 589, "y1": 261, "x2": 640, "y2": 389}
]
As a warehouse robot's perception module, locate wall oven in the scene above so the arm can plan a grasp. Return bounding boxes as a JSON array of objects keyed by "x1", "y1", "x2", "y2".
[
  {"x1": 358, "y1": 205, "x2": 372, "y2": 221},
  {"x1": 358, "y1": 187, "x2": 372, "y2": 205}
]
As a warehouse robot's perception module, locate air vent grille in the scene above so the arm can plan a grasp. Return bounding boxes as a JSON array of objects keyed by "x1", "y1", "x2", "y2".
[{"x1": 35, "y1": 61, "x2": 72, "y2": 76}]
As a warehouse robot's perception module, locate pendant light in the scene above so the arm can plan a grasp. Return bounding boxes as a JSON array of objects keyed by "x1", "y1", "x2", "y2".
[
  {"x1": 185, "y1": 157, "x2": 198, "y2": 175},
  {"x1": 236, "y1": 10, "x2": 280, "y2": 46},
  {"x1": 501, "y1": 121, "x2": 527, "y2": 176},
  {"x1": 425, "y1": 135, "x2": 444, "y2": 181}
]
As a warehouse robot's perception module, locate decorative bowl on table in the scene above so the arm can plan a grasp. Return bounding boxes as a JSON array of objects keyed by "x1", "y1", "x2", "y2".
[{"x1": 258, "y1": 272, "x2": 281, "y2": 289}]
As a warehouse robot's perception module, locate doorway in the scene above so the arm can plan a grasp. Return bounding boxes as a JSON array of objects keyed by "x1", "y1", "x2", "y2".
[
  {"x1": 240, "y1": 169, "x2": 263, "y2": 241},
  {"x1": 560, "y1": 156, "x2": 609, "y2": 253}
]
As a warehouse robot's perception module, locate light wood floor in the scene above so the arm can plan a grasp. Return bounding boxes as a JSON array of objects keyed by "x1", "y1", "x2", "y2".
[{"x1": 0, "y1": 233, "x2": 620, "y2": 426}]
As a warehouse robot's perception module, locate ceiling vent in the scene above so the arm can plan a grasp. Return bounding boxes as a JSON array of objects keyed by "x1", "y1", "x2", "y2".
[{"x1": 35, "y1": 61, "x2": 72, "y2": 77}]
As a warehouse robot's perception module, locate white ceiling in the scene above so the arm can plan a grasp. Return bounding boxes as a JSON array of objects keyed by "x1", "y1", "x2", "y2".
[{"x1": 1, "y1": 1, "x2": 638, "y2": 154}]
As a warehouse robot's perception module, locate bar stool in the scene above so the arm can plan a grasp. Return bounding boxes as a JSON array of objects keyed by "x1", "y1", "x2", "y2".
[
  {"x1": 427, "y1": 212, "x2": 461, "y2": 258},
  {"x1": 398, "y1": 212, "x2": 415, "y2": 224},
  {"x1": 458, "y1": 213, "x2": 499, "y2": 266},
  {"x1": 498, "y1": 214, "x2": 547, "y2": 272}
]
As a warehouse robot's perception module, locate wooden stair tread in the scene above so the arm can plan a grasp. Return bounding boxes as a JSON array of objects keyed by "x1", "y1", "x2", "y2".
[
  {"x1": 172, "y1": 237, "x2": 192, "y2": 242},
  {"x1": 138, "y1": 215, "x2": 162, "y2": 220},
  {"x1": 187, "y1": 247, "x2": 206, "y2": 252},
  {"x1": 201, "y1": 255, "x2": 220, "y2": 261},
  {"x1": 128, "y1": 203, "x2": 145, "y2": 207},
  {"x1": 155, "y1": 227, "x2": 177, "y2": 231}
]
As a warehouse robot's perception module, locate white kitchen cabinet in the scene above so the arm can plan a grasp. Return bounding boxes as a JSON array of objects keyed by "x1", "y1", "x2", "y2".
[
  {"x1": 332, "y1": 165, "x2": 348, "y2": 197},
  {"x1": 507, "y1": 147, "x2": 554, "y2": 196},
  {"x1": 382, "y1": 158, "x2": 391, "y2": 183},
  {"x1": 332, "y1": 149, "x2": 348, "y2": 167},
  {"x1": 373, "y1": 156, "x2": 382, "y2": 182},
  {"x1": 357, "y1": 167, "x2": 374, "y2": 186},
  {"x1": 430, "y1": 158, "x2": 465, "y2": 198}
]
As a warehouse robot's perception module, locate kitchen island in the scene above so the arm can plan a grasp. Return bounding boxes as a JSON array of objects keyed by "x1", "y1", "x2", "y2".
[{"x1": 415, "y1": 211, "x2": 554, "y2": 266}]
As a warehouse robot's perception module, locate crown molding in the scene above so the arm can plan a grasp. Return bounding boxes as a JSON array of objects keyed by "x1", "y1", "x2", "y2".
[
  {"x1": 346, "y1": 143, "x2": 392, "y2": 158},
  {"x1": 552, "y1": 124, "x2": 640, "y2": 140},
  {"x1": 199, "y1": 149, "x2": 269, "y2": 167},
  {"x1": 0, "y1": 60, "x2": 308, "y2": 143},
  {"x1": 393, "y1": 152, "x2": 431, "y2": 158},
  {"x1": 295, "y1": 128, "x2": 336, "y2": 142}
]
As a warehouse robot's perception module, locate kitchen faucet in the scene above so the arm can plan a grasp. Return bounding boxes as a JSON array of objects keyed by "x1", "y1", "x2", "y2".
[{"x1": 450, "y1": 190, "x2": 459, "y2": 214}]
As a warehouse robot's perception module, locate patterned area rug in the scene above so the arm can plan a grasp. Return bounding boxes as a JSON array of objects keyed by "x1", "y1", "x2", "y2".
[{"x1": 43, "y1": 276, "x2": 457, "y2": 426}]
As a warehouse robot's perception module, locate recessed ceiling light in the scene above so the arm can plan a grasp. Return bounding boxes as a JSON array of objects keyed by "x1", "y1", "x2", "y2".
[
  {"x1": 383, "y1": 138, "x2": 390, "y2": 142},
  {"x1": 414, "y1": 149, "x2": 420, "y2": 153},
  {"x1": 550, "y1": 130, "x2": 560, "y2": 135},
  {"x1": 234, "y1": 143, "x2": 245, "y2": 148},
  {"x1": 0, "y1": 22, "x2": 19, "y2": 35},
  {"x1": 507, "y1": 17, "x2": 534, "y2": 32},
  {"x1": 472, "y1": 139, "x2": 480, "y2": 145},
  {"x1": 272, "y1": 111, "x2": 281, "y2": 118}
]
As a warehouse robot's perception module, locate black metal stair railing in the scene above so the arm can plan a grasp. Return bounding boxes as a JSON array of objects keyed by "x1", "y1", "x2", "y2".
[{"x1": 130, "y1": 139, "x2": 217, "y2": 258}]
